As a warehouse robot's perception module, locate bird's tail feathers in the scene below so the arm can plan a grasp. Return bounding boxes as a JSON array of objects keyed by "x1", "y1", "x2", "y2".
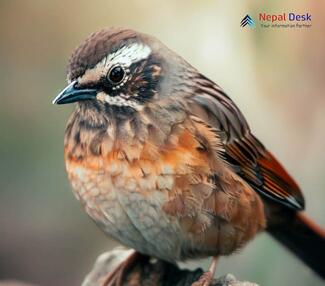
[{"x1": 268, "y1": 212, "x2": 325, "y2": 279}]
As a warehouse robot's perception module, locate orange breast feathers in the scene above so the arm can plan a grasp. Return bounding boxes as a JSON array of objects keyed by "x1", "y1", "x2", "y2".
[{"x1": 64, "y1": 115, "x2": 266, "y2": 246}]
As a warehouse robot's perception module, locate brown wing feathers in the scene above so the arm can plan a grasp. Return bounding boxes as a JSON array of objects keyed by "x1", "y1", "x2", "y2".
[
  {"x1": 257, "y1": 149, "x2": 304, "y2": 209},
  {"x1": 190, "y1": 75, "x2": 304, "y2": 211},
  {"x1": 226, "y1": 135, "x2": 304, "y2": 210}
]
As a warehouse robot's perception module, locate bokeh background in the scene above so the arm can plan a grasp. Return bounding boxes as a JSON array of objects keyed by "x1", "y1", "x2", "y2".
[{"x1": 1, "y1": 1, "x2": 324, "y2": 285}]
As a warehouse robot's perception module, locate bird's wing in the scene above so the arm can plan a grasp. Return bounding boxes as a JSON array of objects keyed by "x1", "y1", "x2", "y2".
[{"x1": 187, "y1": 74, "x2": 304, "y2": 210}]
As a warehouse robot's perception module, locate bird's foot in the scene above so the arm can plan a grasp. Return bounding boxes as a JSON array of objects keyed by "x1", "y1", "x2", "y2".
[
  {"x1": 191, "y1": 256, "x2": 218, "y2": 286},
  {"x1": 191, "y1": 270, "x2": 213, "y2": 286}
]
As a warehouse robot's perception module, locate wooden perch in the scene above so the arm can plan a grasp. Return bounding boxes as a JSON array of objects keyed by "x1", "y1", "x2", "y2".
[
  {"x1": 82, "y1": 248, "x2": 259, "y2": 286},
  {"x1": 0, "y1": 249, "x2": 258, "y2": 286}
]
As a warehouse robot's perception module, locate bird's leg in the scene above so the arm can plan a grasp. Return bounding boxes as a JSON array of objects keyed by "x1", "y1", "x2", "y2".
[
  {"x1": 102, "y1": 250, "x2": 143, "y2": 286},
  {"x1": 191, "y1": 256, "x2": 218, "y2": 286}
]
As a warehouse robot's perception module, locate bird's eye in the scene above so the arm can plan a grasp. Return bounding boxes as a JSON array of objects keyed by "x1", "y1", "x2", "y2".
[{"x1": 107, "y1": 66, "x2": 125, "y2": 84}]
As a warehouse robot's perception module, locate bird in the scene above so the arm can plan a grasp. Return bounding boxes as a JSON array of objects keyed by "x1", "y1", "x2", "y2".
[{"x1": 53, "y1": 28, "x2": 325, "y2": 285}]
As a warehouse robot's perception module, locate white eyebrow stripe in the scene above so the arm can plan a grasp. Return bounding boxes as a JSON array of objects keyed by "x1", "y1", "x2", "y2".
[
  {"x1": 77, "y1": 43, "x2": 151, "y2": 86},
  {"x1": 99, "y1": 42, "x2": 151, "y2": 69}
]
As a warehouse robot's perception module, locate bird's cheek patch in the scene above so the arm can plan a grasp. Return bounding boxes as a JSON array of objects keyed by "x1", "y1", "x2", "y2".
[{"x1": 96, "y1": 91, "x2": 142, "y2": 110}]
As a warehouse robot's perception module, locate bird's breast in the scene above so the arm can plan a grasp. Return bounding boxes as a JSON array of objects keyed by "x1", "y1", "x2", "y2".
[
  {"x1": 64, "y1": 114, "x2": 266, "y2": 261},
  {"x1": 64, "y1": 144, "x2": 194, "y2": 261}
]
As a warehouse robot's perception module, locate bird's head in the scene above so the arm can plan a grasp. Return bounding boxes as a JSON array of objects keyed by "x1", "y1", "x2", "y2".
[{"x1": 53, "y1": 28, "x2": 190, "y2": 116}]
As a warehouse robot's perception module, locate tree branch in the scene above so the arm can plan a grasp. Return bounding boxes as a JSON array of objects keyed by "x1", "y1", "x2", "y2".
[{"x1": 82, "y1": 249, "x2": 259, "y2": 286}]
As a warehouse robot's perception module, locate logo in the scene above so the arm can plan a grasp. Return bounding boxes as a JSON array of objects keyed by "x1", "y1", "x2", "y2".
[
  {"x1": 240, "y1": 15, "x2": 255, "y2": 28},
  {"x1": 259, "y1": 12, "x2": 312, "y2": 29},
  {"x1": 240, "y1": 13, "x2": 312, "y2": 29}
]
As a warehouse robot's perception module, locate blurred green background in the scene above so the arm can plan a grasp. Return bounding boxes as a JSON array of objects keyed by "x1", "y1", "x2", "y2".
[{"x1": 0, "y1": 1, "x2": 324, "y2": 285}]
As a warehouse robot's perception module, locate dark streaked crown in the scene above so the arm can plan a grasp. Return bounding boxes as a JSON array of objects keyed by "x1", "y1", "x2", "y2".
[{"x1": 68, "y1": 28, "x2": 141, "y2": 81}]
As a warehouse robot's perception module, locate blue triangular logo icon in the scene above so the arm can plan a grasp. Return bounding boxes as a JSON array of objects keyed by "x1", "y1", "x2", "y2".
[{"x1": 241, "y1": 15, "x2": 255, "y2": 27}]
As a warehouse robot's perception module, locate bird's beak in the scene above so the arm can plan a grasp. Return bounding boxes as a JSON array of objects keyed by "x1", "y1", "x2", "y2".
[{"x1": 52, "y1": 80, "x2": 97, "y2": 105}]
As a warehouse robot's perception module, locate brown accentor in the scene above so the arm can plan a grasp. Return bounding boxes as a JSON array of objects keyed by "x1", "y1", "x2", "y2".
[{"x1": 53, "y1": 28, "x2": 325, "y2": 285}]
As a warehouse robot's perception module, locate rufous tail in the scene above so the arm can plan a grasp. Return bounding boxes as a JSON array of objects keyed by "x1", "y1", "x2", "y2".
[{"x1": 268, "y1": 212, "x2": 325, "y2": 279}]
